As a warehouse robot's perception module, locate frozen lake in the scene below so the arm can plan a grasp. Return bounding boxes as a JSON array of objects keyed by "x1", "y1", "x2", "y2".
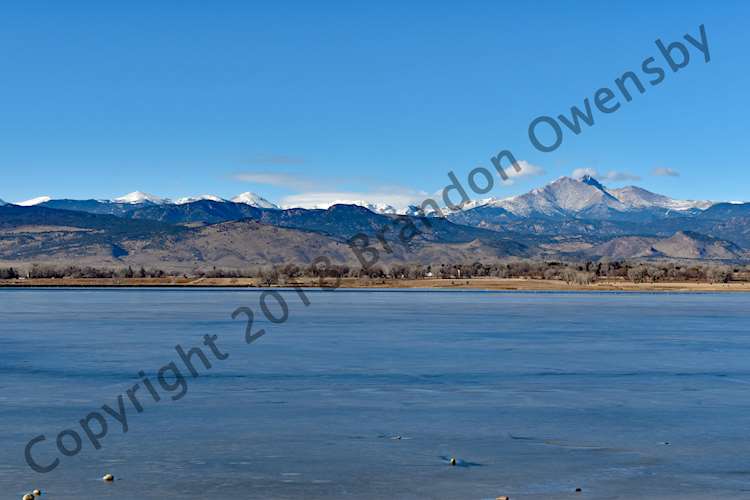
[{"x1": 1, "y1": 289, "x2": 749, "y2": 499}]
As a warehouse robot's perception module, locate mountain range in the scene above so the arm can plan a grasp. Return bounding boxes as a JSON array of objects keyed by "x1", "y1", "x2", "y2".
[
  {"x1": 1, "y1": 177, "x2": 748, "y2": 270},
  {"x1": 27, "y1": 190, "x2": 279, "y2": 215},
  {"x1": 452, "y1": 175, "x2": 712, "y2": 220},
  {"x1": 11, "y1": 176, "x2": 722, "y2": 218}
]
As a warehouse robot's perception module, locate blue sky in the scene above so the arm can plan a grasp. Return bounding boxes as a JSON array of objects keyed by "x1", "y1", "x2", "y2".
[{"x1": 1, "y1": 1, "x2": 747, "y2": 207}]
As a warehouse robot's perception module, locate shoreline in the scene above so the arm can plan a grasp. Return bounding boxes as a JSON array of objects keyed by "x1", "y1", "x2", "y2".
[{"x1": 2, "y1": 277, "x2": 749, "y2": 292}]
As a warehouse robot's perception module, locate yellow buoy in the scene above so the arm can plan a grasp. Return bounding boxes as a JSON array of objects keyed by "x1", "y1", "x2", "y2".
[
  {"x1": 496, "y1": 496, "x2": 510, "y2": 500},
  {"x1": 449, "y1": 457, "x2": 457, "y2": 466},
  {"x1": 32, "y1": 490, "x2": 42, "y2": 497},
  {"x1": 102, "y1": 473, "x2": 114, "y2": 482},
  {"x1": 23, "y1": 494, "x2": 34, "y2": 500}
]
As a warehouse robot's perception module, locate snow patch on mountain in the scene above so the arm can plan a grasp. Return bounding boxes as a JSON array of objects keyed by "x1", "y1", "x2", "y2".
[
  {"x1": 283, "y1": 198, "x2": 393, "y2": 212},
  {"x1": 609, "y1": 186, "x2": 713, "y2": 211},
  {"x1": 175, "y1": 194, "x2": 226, "y2": 205},
  {"x1": 231, "y1": 192, "x2": 278, "y2": 209},
  {"x1": 292, "y1": 200, "x2": 398, "y2": 214},
  {"x1": 114, "y1": 191, "x2": 168, "y2": 204},
  {"x1": 17, "y1": 196, "x2": 52, "y2": 206},
  {"x1": 469, "y1": 176, "x2": 714, "y2": 217},
  {"x1": 363, "y1": 203, "x2": 398, "y2": 215},
  {"x1": 405, "y1": 204, "x2": 442, "y2": 217},
  {"x1": 7, "y1": 178, "x2": 718, "y2": 220},
  {"x1": 480, "y1": 176, "x2": 623, "y2": 217}
]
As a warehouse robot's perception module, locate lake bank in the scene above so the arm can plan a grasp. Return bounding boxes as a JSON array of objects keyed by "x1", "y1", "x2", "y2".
[{"x1": 2, "y1": 276, "x2": 749, "y2": 292}]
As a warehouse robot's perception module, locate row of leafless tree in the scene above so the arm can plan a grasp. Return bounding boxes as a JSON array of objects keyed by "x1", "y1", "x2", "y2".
[
  {"x1": 1, "y1": 265, "x2": 167, "y2": 280},
  {"x1": 3, "y1": 260, "x2": 747, "y2": 284}
]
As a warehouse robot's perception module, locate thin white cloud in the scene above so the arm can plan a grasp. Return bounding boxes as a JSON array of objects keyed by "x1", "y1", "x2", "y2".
[
  {"x1": 232, "y1": 172, "x2": 317, "y2": 191},
  {"x1": 500, "y1": 160, "x2": 546, "y2": 184},
  {"x1": 602, "y1": 171, "x2": 641, "y2": 182},
  {"x1": 278, "y1": 161, "x2": 543, "y2": 210},
  {"x1": 571, "y1": 168, "x2": 640, "y2": 182},
  {"x1": 652, "y1": 167, "x2": 680, "y2": 177},
  {"x1": 242, "y1": 160, "x2": 543, "y2": 211}
]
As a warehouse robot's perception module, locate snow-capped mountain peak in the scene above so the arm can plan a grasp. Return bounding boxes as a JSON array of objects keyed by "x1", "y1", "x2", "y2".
[
  {"x1": 579, "y1": 174, "x2": 608, "y2": 191},
  {"x1": 174, "y1": 194, "x2": 226, "y2": 205},
  {"x1": 481, "y1": 176, "x2": 623, "y2": 217},
  {"x1": 472, "y1": 176, "x2": 713, "y2": 217},
  {"x1": 231, "y1": 192, "x2": 279, "y2": 209},
  {"x1": 17, "y1": 196, "x2": 52, "y2": 206},
  {"x1": 4, "y1": 177, "x2": 718, "y2": 221},
  {"x1": 363, "y1": 203, "x2": 398, "y2": 215},
  {"x1": 608, "y1": 185, "x2": 712, "y2": 211},
  {"x1": 114, "y1": 191, "x2": 167, "y2": 204}
]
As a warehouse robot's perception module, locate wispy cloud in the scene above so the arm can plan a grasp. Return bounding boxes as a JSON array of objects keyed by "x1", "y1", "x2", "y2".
[
  {"x1": 244, "y1": 154, "x2": 305, "y2": 166},
  {"x1": 233, "y1": 168, "x2": 429, "y2": 210},
  {"x1": 652, "y1": 167, "x2": 680, "y2": 177},
  {"x1": 571, "y1": 168, "x2": 640, "y2": 183},
  {"x1": 501, "y1": 160, "x2": 546, "y2": 184},
  {"x1": 602, "y1": 171, "x2": 641, "y2": 182},
  {"x1": 237, "y1": 160, "x2": 543, "y2": 210},
  {"x1": 232, "y1": 171, "x2": 318, "y2": 191}
]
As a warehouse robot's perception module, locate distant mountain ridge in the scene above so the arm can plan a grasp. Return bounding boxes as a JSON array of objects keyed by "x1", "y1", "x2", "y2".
[
  {"x1": 608, "y1": 185, "x2": 712, "y2": 212},
  {"x1": 577, "y1": 231, "x2": 745, "y2": 261},
  {"x1": 230, "y1": 192, "x2": 278, "y2": 209},
  {"x1": 113, "y1": 191, "x2": 167, "y2": 204},
  {"x1": 0, "y1": 203, "x2": 529, "y2": 271},
  {"x1": 1, "y1": 201, "x2": 747, "y2": 271},
  {"x1": 470, "y1": 175, "x2": 713, "y2": 218},
  {"x1": 125, "y1": 200, "x2": 262, "y2": 224},
  {"x1": 17, "y1": 196, "x2": 53, "y2": 207},
  {"x1": 5, "y1": 177, "x2": 725, "y2": 216},
  {"x1": 30, "y1": 190, "x2": 278, "y2": 216},
  {"x1": 3, "y1": 176, "x2": 749, "y2": 267}
]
